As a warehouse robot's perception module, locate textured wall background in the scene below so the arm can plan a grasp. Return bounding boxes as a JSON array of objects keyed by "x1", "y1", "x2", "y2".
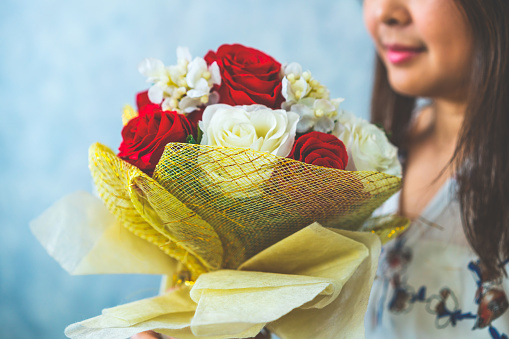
[{"x1": 0, "y1": 0, "x2": 374, "y2": 337}]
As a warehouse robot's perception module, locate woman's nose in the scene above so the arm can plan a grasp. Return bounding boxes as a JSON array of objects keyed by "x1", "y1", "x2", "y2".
[{"x1": 374, "y1": 0, "x2": 412, "y2": 26}]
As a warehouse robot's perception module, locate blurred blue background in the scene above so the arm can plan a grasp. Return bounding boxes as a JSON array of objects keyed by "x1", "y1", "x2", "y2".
[{"x1": 0, "y1": 0, "x2": 374, "y2": 337}]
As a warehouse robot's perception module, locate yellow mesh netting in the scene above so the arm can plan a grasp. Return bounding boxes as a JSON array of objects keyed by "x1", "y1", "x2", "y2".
[
  {"x1": 89, "y1": 142, "x2": 403, "y2": 277},
  {"x1": 89, "y1": 143, "x2": 223, "y2": 278}
]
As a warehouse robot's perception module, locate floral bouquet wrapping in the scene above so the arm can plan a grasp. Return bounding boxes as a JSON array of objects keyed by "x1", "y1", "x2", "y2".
[{"x1": 31, "y1": 44, "x2": 408, "y2": 339}]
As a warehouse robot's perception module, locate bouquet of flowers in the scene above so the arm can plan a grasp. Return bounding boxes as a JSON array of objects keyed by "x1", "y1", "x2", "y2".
[{"x1": 32, "y1": 44, "x2": 407, "y2": 339}]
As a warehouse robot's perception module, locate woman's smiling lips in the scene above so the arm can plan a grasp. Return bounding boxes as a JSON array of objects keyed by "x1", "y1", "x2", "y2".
[{"x1": 384, "y1": 44, "x2": 426, "y2": 64}]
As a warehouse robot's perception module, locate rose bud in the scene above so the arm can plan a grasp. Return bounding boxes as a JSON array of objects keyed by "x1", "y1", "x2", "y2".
[{"x1": 288, "y1": 131, "x2": 348, "y2": 170}]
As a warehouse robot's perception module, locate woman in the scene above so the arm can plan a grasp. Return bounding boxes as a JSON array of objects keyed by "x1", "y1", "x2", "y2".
[
  {"x1": 363, "y1": 0, "x2": 509, "y2": 338},
  {"x1": 134, "y1": 1, "x2": 509, "y2": 337}
]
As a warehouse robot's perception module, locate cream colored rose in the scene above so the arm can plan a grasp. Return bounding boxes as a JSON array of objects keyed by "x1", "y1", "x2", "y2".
[
  {"x1": 333, "y1": 112, "x2": 402, "y2": 177},
  {"x1": 198, "y1": 104, "x2": 299, "y2": 198},
  {"x1": 200, "y1": 104, "x2": 299, "y2": 156}
]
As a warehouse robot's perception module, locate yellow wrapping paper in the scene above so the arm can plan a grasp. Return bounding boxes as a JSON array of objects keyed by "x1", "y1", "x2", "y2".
[
  {"x1": 64, "y1": 223, "x2": 381, "y2": 339},
  {"x1": 267, "y1": 229, "x2": 381, "y2": 338},
  {"x1": 30, "y1": 191, "x2": 177, "y2": 275},
  {"x1": 32, "y1": 142, "x2": 406, "y2": 339}
]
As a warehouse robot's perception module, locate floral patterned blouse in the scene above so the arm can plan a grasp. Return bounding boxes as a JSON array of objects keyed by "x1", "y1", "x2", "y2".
[{"x1": 365, "y1": 179, "x2": 509, "y2": 339}]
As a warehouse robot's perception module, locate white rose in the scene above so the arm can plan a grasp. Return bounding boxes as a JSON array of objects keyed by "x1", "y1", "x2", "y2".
[
  {"x1": 198, "y1": 104, "x2": 298, "y2": 198},
  {"x1": 333, "y1": 112, "x2": 402, "y2": 177},
  {"x1": 200, "y1": 104, "x2": 299, "y2": 156}
]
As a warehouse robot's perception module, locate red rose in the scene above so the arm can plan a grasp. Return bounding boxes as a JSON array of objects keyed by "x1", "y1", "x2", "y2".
[
  {"x1": 288, "y1": 131, "x2": 348, "y2": 170},
  {"x1": 135, "y1": 90, "x2": 202, "y2": 129},
  {"x1": 186, "y1": 108, "x2": 204, "y2": 129},
  {"x1": 118, "y1": 110, "x2": 195, "y2": 176},
  {"x1": 204, "y1": 44, "x2": 285, "y2": 109},
  {"x1": 136, "y1": 90, "x2": 161, "y2": 117}
]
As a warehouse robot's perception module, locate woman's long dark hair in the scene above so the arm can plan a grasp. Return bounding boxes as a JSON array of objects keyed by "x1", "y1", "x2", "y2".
[{"x1": 371, "y1": 0, "x2": 509, "y2": 276}]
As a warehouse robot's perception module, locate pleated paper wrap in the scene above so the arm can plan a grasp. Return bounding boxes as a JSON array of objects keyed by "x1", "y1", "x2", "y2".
[{"x1": 31, "y1": 142, "x2": 408, "y2": 339}]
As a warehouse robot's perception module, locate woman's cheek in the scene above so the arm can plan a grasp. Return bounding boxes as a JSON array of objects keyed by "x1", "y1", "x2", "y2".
[
  {"x1": 362, "y1": 0, "x2": 378, "y2": 43},
  {"x1": 415, "y1": 1, "x2": 473, "y2": 97}
]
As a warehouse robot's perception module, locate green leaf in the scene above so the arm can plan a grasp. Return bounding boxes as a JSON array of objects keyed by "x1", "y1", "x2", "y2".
[
  {"x1": 374, "y1": 123, "x2": 392, "y2": 140},
  {"x1": 186, "y1": 134, "x2": 198, "y2": 144},
  {"x1": 197, "y1": 127, "x2": 203, "y2": 144}
]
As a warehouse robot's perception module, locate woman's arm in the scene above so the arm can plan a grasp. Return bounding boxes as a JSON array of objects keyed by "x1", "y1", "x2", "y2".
[
  {"x1": 131, "y1": 328, "x2": 273, "y2": 339},
  {"x1": 131, "y1": 331, "x2": 167, "y2": 339}
]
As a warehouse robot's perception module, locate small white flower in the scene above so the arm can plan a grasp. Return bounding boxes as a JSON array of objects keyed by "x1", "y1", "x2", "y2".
[
  {"x1": 333, "y1": 112, "x2": 402, "y2": 177},
  {"x1": 176, "y1": 46, "x2": 192, "y2": 63},
  {"x1": 138, "y1": 58, "x2": 172, "y2": 104},
  {"x1": 148, "y1": 84, "x2": 165, "y2": 105},
  {"x1": 280, "y1": 61, "x2": 346, "y2": 134},
  {"x1": 187, "y1": 59, "x2": 208, "y2": 90},
  {"x1": 282, "y1": 62, "x2": 303, "y2": 77},
  {"x1": 138, "y1": 58, "x2": 166, "y2": 82},
  {"x1": 282, "y1": 77, "x2": 310, "y2": 103},
  {"x1": 290, "y1": 97, "x2": 344, "y2": 134},
  {"x1": 281, "y1": 62, "x2": 330, "y2": 109},
  {"x1": 208, "y1": 62, "x2": 221, "y2": 86},
  {"x1": 187, "y1": 78, "x2": 211, "y2": 98},
  {"x1": 139, "y1": 47, "x2": 221, "y2": 114},
  {"x1": 176, "y1": 96, "x2": 202, "y2": 113}
]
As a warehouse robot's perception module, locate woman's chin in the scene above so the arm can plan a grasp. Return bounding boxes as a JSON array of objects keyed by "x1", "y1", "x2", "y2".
[{"x1": 387, "y1": 74, "x2": 431, "y2": 98}]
